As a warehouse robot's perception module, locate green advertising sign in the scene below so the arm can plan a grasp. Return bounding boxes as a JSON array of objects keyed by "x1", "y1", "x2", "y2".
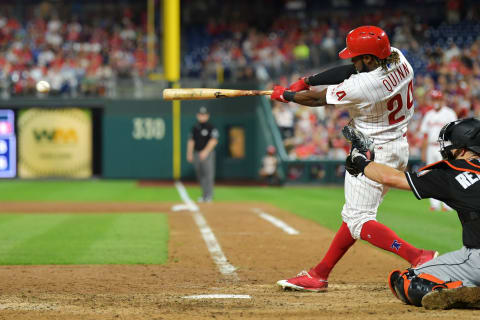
[{"x1": 102, "y1": 100, "x2": 172, "y2": 179}]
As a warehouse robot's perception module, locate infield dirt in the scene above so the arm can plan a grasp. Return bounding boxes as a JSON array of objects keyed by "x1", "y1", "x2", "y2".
[{"x1": 0, "y1": 201, "x2": 478, "y2": 319}]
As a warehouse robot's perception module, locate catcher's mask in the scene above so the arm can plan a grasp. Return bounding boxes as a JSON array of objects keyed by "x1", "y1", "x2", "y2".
[{"x1": 438, "y1": 118, "x2": 480, "y2": 160}]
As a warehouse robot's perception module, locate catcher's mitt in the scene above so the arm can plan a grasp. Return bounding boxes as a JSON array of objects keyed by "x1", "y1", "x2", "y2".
[
  {"x1": 342, "y1": 125, "x2": 375, "y2": 161},
  {"x1": 345, "y1": 149, "x2": 370, "y2": 177},
  {"x1": 342, "y1": 125, "x2": 375, "y2": 177}
]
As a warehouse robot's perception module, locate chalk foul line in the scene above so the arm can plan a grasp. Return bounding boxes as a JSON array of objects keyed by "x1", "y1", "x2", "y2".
[
  {"x1": 174, "y1": 181, "x2": 238, "y2": 280},
  {"x1": 252, "y1": 208, "x2": 299, "y2": 235},
  {"x1": 174, "y1": 181, "x2": 198, "y2": 212},
  {"x1": 191, "y1": 211, "x2": 238, "y2": 279}
]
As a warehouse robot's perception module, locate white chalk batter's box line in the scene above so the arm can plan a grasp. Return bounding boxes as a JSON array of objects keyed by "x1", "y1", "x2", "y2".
[
  {"x1": 252, "y1": 208, "x2": 300, "y2": 235},
  {"x1": 174, "y1": 181, "x2": 239, "y2": 280}
]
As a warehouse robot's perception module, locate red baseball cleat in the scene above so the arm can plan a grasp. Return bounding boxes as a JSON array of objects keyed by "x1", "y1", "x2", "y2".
[
  {"x1": 412, "y1": 250, "x2": 439, "y2": 268},
  {"x1": 277, "y1": 270, "x2": 328, "y2": 292}
]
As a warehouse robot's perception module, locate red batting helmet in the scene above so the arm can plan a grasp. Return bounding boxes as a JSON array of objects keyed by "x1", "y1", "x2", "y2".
[
  {"x1": 429, "y1": 90, "x2": 443, "y2": 99},
  {"x1": 339, "y1": 26, "x2": 391, "y2": 60}
]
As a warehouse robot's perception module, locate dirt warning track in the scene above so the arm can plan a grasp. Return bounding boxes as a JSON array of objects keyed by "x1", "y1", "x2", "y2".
[{"x1": 0, "y1": 201, "x2": 478, "y2": 319}]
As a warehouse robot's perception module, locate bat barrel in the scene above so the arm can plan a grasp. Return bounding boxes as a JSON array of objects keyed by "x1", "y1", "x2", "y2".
[{"x1": 163, "y1": 88, "x2": 273, "y2": 100}]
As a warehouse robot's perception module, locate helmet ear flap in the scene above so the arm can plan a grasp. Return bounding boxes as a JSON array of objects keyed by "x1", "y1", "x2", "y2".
[{"x1": 439, "y1": 122, "x2": 454, "y2": 160}]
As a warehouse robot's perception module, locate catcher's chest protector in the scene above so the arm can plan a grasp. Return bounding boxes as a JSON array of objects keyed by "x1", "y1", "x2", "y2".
[{"x1": 389, "y1": 269, "x2": 463, "y2": 306}]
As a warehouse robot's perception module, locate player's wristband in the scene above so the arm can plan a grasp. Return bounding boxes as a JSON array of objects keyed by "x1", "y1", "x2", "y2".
[
  {"x1": 354, "y1": 156, "x2": 372, "y2": 174},
  {"x1": 283, "y1": 91, "x2": 296, "y2": 102}
]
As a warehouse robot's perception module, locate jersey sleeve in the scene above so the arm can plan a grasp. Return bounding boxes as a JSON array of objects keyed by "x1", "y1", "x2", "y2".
[
  {"x1": 419, "y1": 113, "x2": 430, "y2": 135},
  {"x1": 405, "y1": 170, "x2": 451, "y2": 200},
  {"x1": 449, "y1": 109, "x2": 458, "y2": 121},
  {"x1": 325, "y1": 76, "x2": 364, "y2": 107}
]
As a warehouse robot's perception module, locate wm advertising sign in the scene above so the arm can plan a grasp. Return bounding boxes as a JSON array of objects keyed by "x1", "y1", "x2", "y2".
[
  {"x1": 33, "y1": 129, "x2": 78, "y2": 143},
  {"x1": 18, "y1": 109, "x2": 92, "y2": 178}
]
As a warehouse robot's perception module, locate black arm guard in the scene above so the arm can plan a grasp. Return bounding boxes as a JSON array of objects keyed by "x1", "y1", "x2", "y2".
[{"x1": 306, "y1": 64, "x2": 356, "y2": 86}]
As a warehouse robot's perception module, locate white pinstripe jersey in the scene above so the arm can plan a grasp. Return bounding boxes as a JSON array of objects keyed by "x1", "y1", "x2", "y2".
[
  {"x1": 326, "y1": 48, "x2": 414, "y2": 144},
  {"x1": 420, "y1": 106, "x2": 457, "y2": 144}
]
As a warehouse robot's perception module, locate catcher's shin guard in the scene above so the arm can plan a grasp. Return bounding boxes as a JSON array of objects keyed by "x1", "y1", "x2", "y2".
[
  {"x1": 388, "y1": 269, "x2": 402, "y2": 299},
  {"x1": 388, "y1": 269, "x2": 463, "y2": 307}
]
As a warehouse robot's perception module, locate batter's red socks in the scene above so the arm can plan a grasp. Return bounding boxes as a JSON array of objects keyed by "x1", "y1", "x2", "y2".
[
  {"x1": 312, "y1": 222, "x2": 356, "y2": 279},
  {"x1": 360, "y1": 220, "x2": 422, "y2": 264}
]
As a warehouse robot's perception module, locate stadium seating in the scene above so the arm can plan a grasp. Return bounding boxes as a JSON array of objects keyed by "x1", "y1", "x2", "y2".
[
  {"x1": 3, "y1": 0, "x2": 480, "y2": 159},
  {"x1": 181, "y1": 2, "x2": 480, "y2": 159}
]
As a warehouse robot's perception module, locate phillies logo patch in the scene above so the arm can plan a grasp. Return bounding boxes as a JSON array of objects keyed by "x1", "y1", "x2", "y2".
[{"x1": 391, "y1": 240, "x2": 402, "y2": 251}]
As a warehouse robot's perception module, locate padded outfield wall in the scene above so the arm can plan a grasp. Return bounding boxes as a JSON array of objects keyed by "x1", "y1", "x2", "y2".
[
  {"x1": 0, "y1": 96, "x2": 271, "y2": 181},
  {"x1": 0, "y1": 97, "x2": 424, "y2": 183},
  {"x1": 0, "y1": 96, "x2": 425, "y2": 183}
]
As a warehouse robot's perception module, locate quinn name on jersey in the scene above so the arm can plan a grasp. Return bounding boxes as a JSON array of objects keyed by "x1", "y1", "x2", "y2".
[{"x1": 326, "y1": 47, "x2": 414, "y2": 144}]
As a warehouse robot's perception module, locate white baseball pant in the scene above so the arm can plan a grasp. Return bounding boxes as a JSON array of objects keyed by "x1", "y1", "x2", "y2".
[{"x1": 342, "y1": 137, "x2": 409, "y2": 239}]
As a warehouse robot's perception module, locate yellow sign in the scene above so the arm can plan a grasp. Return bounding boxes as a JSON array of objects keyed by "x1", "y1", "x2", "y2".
[{"x1": 18, "y1": 108, "x2": 92, "y2": 178}]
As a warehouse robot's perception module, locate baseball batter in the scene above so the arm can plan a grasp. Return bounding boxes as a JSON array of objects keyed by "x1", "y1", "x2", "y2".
[
  {"x1": 271, "y1": 26, "x2": 437, "y2": 292},
  {"x1": 419, "y1": 90, "x2": 457, "y2": 211},
  {"x1": 346, "y1": 118, "x2": 480, "y2": 309}
]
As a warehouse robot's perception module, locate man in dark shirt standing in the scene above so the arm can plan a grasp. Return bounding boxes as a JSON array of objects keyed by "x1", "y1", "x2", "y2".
[{"x1": 187, "y1": 106, "x2": 219, "y2": 202}]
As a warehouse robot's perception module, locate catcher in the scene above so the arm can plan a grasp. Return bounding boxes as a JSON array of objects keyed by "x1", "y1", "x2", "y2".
[{"x1": 345, "y1": 118, "x2": 480, "y2": 309}]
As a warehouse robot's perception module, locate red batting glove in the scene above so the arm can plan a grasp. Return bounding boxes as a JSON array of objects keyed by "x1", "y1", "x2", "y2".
[
  {"x1": 270, "y1": 85, "x2": 288, "y2": 102},
  {"x1": 288, "y1": 77, "x2": 310, "y2": 92}
]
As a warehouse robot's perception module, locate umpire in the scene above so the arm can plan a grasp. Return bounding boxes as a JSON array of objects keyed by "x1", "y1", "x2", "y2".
[
  {"x1": 187, "y1": 106, "x2": 219, "y2": 202},
  {"x1": 346, "y1": 117, "x2": 480, "y2": 309}
]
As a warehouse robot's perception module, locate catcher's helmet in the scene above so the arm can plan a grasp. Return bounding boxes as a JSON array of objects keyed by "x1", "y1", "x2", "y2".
[
  {"x1": 339, "y1": 26, "x2": 391, "y2": 60},
  {"x1": 438, "y1": 118, "x2": 480, "y2": 160},
  {"x1": 429, "y1": 89, "x2": 444, "y2": 100}
]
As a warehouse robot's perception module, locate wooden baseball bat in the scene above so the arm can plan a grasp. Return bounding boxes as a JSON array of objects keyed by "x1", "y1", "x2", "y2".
[{"x1": 163, "y1": 88, "x2": 273, "y2": 100}]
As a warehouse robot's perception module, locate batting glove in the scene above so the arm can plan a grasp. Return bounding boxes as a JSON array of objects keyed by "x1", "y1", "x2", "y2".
[
  {"x1": 288, "y1": 77, "x2": 310, "y2": 92},
  {"x1": 345, "y1": 148, "x2": 372, "y2": 177},
  {"x1": 271, "y1": 85, "x2": 289, "y2": 102}
]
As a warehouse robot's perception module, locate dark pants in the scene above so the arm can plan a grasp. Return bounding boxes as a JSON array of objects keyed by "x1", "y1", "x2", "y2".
[{"x1": 193, "y1": 150, "x2": 215, "y2": 200}]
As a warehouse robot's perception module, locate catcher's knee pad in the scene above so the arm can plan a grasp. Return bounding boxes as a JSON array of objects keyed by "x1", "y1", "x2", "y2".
[{"x1": 388, "y1": 269, "x2": 463, "y2": 307}]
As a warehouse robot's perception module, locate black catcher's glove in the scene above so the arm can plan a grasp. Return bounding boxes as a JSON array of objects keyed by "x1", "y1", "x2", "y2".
[
  {"x1": 342, "y1": 125, "x2": 375, "y2": 161},
  {"x1": 345, "y1": 148, "x2": 372, "y2": 177},
  {"x1": 342, "y1": 125, "x2": 375, "y2": 177}
]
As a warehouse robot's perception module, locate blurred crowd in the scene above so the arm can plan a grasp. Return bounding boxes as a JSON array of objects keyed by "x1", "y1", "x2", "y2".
[
  {"x1": 271, "y1": 95, "x2": 351, "y2": 160},
  {"x1": 182, "y1": 0, "x2": 480, "y2": 159},
  {"x1": 2, "y1": 0, "x2": 480, "y2": 160},
  {"x1": 0, "y1": 2, "x2": 152, "y2": 97}
]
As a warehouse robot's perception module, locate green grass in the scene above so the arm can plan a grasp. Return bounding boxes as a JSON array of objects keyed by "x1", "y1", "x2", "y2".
[
  {"x1": 187, "y1": 185, "x2": 462, "y2": 254},
  {"x1": 0, "y1": 213, "x2": 168, "y2": 264},
  {"x1": 0, "y1": 180, "x2": 180, "y2": 202},
  {"x1": 0, "y1": 180, "x2": 463, "y2": 257}
]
